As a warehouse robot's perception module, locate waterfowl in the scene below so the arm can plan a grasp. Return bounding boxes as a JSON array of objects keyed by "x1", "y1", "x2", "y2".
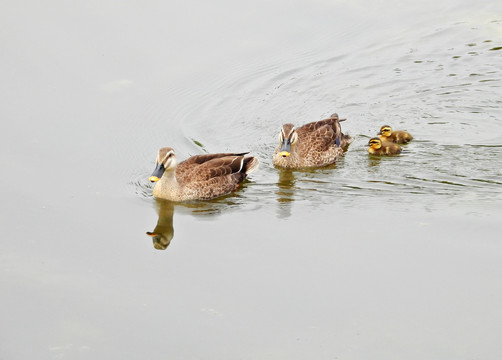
[
  {"x1": 367, "y1": 137, "x2": 402, "y2": 155},
  {"x1": 149, "y1": 147, "x2": 259, "y2": 201},
  {"x1": 273, "y1": 113, "x2": 352, "y2": 169},
  {"x1": 378, "y1": 125, "x2": 413, "y2": 144}
]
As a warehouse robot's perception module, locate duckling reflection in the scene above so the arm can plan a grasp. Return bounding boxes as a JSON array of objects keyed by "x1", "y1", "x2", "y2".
[
  {"x1": 275, "y1": 169, "x2": 297, "y2": 219},
  {"x1": 146, "y1": 199, "x2": 175, "y2": 250}
]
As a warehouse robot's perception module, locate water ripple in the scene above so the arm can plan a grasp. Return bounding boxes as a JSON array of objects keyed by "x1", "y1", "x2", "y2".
[{"x1": 134, "y1": 17, "x2": 502, "y2": 214}]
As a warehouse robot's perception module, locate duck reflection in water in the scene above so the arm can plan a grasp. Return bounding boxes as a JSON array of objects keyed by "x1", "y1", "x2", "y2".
[
  {"x1": 146, "y1": 198, "x2": 175, "y2": 250},
  {"x1": 146, "y1": 193, "x2": 243, "y2": 250},
  {"x1": 275, "y1": 169, "x2": 296, "y2": 219}
]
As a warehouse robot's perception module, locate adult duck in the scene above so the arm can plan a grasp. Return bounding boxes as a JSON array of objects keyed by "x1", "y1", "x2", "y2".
[
  {"x1": 273, "y1": 113, "x2": 352, "y2": 169},
  {"x1": 149, "y1": 147, "x2": 259, "y2": 201}
]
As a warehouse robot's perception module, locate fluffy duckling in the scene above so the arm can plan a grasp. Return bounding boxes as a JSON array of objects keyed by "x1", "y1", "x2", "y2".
[
  {"x1": 367, "y1": 137, "x2": 402, "y2": 155},
  {"x1": 149, "y1": 147, "x2": 259, "y2": 201},
  {"x1": 273, "y1": 113, "x2": 352, "y2": 169},
  {"x1": 378, "y1": 125, "x2": 413, "y2": 144}
]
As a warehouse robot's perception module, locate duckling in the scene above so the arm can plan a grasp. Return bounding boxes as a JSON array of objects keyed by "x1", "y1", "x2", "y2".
[
  {"x1": 367, "y1": 137, "x2": 402, "y2": 155},
  {"x1": 273, "y1": 113, "x2": 352, "y2": 169},
  {"x1": 149, "y1": 147, "x2": 259, "y2": 201},
  {"x1": 378, "y1": 125, "x2": 413, "y2": 144}
]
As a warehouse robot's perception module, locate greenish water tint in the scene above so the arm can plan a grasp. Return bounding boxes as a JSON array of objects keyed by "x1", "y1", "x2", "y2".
[{"x1": 1, "y1": 0, "x2": 502, "y2": 359}]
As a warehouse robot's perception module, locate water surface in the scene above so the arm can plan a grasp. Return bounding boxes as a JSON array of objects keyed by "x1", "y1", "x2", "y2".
[{"x1": 1, "y1": 0, "x2": 502, "y2": 359}]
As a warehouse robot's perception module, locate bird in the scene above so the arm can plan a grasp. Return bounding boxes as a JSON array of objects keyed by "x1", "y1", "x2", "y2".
[
  {"x1": 149, "y1": 147, "x2": 259, "y2": 201},
  {"x1": 273, "y1": 113, "x2": 352, "y2": 169},
  {"x1": 378, "y1": 125, "x2": 413, "y2": 144},
  {"x1": 367, "y1": 137, "x2": 402, "y2": 155}
]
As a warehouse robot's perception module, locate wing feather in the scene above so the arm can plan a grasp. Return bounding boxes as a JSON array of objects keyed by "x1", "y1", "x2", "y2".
[
  {"x1": 297, "y1": 117, "x2": 348, "y2": 148},
  {"x1": 176, "y1": 154, "x2": 246, "y2": 184}
]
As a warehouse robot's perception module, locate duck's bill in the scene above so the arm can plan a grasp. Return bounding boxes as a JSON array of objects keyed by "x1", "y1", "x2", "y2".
[
  {"x1": 280, "y1": 141, "x2": 291, "y2": 157},
  {"x1": 149, "y1": 163, "x2": 165, "y2": 182}
]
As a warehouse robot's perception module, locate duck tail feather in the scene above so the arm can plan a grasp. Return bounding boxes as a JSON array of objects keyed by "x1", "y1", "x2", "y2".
[{"x1": 243, "y1": 157, "x2": 259, "y2": 175}]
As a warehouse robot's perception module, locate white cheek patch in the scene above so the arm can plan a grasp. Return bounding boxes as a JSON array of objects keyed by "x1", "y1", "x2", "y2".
[
  {"x1": 291, "y1": 132, "x2": 298, "y2": 144},
  {"x1": 280, "y1": 126, "x2": 297, "y2": 144},
  {"x1": 160, "y1": 151, "x2": 175, "y2": 165}
]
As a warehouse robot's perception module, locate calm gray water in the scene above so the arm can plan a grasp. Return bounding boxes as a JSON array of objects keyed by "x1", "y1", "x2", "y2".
[{"x1": 1, "y1": 0, "x2": 502, "y2": 359}]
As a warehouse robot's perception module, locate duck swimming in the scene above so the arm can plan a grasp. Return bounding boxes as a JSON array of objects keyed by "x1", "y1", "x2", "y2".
[
  {"x1": 149, "y1": 147, "x2": 259, "y2": 201},
  {"x1": 273, "y1": 113, "x2": 352, "y2": 169},
  {"x1": 367, "y1": 137, "x2": 402, "y2": 155},
  {"x1": 378, "y1": 125, "x2": 413, "y2": 144}
]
